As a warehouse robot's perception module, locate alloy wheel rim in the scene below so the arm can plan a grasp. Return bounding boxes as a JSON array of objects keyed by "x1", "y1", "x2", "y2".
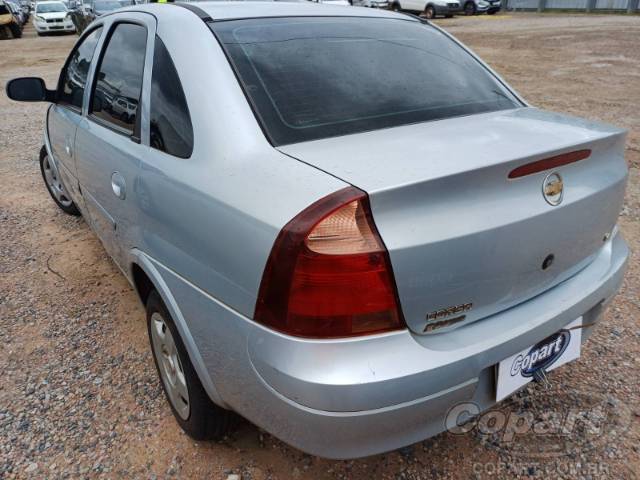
[
  {"x1": 150, "y1": 312, "x2": 190, "y2": 420},
  {"x1": 43, "y1": 155, "x2": 73, "y2": 207}
]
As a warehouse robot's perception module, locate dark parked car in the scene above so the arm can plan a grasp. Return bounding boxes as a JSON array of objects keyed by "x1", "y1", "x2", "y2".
[{"x1": 70, "y1": 0, "x2": 122, "y2": 34}]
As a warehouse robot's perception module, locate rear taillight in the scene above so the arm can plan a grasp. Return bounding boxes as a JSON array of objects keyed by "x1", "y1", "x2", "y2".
[{"x1": 255, "y1": 187, "x2": 405, "y2": 338}]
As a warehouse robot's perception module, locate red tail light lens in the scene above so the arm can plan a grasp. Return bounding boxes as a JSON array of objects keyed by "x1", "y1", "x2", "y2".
[{"x1": 255, "y1": 187, "x2": 405, "y2": 338}]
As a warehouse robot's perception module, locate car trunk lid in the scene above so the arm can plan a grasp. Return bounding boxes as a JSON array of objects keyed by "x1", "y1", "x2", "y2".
[{"x1": 278, "y1": 108, "x2": 628, "y2": 335}]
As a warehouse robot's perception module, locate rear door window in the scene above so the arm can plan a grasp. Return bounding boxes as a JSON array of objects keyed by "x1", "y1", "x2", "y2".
[
  {"x1": 90, "y1": 22, "x2": 147, "y2": 136},
  {"x1": 211, "y1": 17, "x2": 521, "y2": 146},
  {"x1": 149, "y1": 36, "x2": 194, "y2": 158}
]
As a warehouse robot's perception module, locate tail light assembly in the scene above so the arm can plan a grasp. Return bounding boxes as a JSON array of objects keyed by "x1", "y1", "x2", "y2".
[{"x1": 255, "y1": 186, "x2": 406, "y2": 338}]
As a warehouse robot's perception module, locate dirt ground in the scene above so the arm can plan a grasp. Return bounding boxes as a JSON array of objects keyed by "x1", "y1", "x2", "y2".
[{"x1": 1, "y1": 12, "x2": 639, "y2": 480}]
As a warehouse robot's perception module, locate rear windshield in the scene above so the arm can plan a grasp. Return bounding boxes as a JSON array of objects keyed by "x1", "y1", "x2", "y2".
[
  {"x1": 211, "y1": 17, "x2": 521, "y2": 146},
  {"x1": 36, "y1": 2, "x2": 67, "y2": 12}
]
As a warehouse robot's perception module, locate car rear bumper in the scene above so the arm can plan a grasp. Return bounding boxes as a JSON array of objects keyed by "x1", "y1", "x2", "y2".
[
  {"x1": 368, "y1": 1, "x2": 390, "y2": 7},
  {"x1": 477, "y1": 2, "x2": 501, "y2": 12},
  {"x1": 148, "y1": 230, "x2": 628, "y2": 459}
]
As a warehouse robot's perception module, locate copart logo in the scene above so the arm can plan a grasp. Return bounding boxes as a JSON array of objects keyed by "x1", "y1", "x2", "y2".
[{"x1": 510, "y1": 330, "x2": 570, "y2": 378}]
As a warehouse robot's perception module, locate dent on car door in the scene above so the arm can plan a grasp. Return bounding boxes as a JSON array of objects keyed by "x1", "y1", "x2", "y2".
[
  {"x1": 47, "y1": 26, "x2": 103, "y2": 209},
  {"x1": 75, "y1": 17, "x2": 153, "y2": 270}
]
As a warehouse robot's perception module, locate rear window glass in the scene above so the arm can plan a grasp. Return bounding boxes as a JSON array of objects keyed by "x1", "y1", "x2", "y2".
[{"x1": 211, "y1": 17, "x2": 521, "y2": 146}]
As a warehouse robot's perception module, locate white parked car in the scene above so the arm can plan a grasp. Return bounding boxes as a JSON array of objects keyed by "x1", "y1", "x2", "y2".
[
  {"x1": 309, "y1": 0, "x2": 351, "y2": 5},
  {"x1": 391, "y1": 0, "x2": 462, "y2": 18},
  {"x1": 33, "y1": 0, "x2": 75, "y2": 34}
]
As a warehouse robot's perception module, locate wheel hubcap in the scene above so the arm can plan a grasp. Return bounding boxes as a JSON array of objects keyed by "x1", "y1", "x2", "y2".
[
  {"x1": 150, "y1": 312, "x2": 190, "y2": 420},
  {"x1": 43, "y1": 155, "x2": 73, "y2": 207}
]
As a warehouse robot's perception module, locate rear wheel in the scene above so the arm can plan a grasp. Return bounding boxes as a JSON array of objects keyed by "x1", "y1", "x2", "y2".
[
  {"x1": 391, "y1": 2, "x2": 401, "y2": 10},
  {"x1": 424, "y1": 5, "x2": 436, "y2": 18},
  {"x1": 146, "y1": 291, "x2": 234, "y2": 440},
  {"x1": 464, "y1": 1, "x2": 476, "y2": 14},
  {"x1": 39, "y1": 147, "x2": 80, "y2": 216}
]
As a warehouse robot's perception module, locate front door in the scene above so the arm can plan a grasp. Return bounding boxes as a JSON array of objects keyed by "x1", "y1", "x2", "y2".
[{"x1": 47, "y1": 25, "x2": 104, "y2": 211}]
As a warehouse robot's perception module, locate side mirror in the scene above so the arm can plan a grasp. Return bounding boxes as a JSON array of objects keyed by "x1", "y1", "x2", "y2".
[{"x1": 5, "y1": 77, "x2": 55, "y2": 102}]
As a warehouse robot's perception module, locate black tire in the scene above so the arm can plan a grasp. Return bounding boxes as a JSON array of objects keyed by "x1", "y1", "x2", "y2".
[
  {"x1": 464, "y1": 1, "x2": 476, "y2": 14},
  {"x1": 9, "y1": 23, "x2": 22, "y2": 38},
  {"x1": 424, "y1": 5, "x2": 436, "y2": 18},
  {"x1": 146, "y1": 290, "x2": 234, "y2": 441},
  {"x1": 391, "y1": 2, "x2": 401, "y2": 10},
  {"x1": 39, "y1": 147, "x2": 81, "y2": 216}
]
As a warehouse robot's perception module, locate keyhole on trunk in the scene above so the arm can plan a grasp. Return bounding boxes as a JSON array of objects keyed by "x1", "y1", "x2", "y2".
[{"x1": 542, "y1": 254, "x2": 555, "y2": 270}]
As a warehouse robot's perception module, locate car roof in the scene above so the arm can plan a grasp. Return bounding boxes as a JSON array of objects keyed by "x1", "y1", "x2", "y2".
[{"x1": 138, "y1": 1, "x2": 416, "y2": 22}]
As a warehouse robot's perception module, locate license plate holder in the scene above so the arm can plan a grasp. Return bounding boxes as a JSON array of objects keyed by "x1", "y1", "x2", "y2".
[{"x1": 496, "y1": 318, "x2": 582, "y2": 401}]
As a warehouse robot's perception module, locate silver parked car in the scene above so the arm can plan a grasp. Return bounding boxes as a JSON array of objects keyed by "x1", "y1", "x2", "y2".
[
  {"x1": 6, "y1": 1, "x2": 629, "y2": 459},
  {"x1": 462, "y1": 0, "x2": 501, "y2": 15}
]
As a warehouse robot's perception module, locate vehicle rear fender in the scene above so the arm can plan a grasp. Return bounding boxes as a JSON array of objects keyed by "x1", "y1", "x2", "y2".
[{"x1": 129, "y1": 249, "x2": 229, "y2": 409}]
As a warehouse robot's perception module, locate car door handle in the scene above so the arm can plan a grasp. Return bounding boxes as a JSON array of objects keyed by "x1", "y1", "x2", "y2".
[
  {"x1": 64, "y1": 136, "x2": 73, "y2": 157},
  {"x1": 111, "y1": 172, "x2": 126, "y2": 200}
]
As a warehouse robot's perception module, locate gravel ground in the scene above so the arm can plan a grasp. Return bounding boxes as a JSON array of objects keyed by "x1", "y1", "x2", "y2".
[{"x1": 1, "y1": 13, "x2": 639, "y2": 480}]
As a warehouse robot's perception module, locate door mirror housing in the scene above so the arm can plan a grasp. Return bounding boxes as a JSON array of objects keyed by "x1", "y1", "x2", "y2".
[{"x1": 5, "y1": 77, "x2": 56, "y2": 102}]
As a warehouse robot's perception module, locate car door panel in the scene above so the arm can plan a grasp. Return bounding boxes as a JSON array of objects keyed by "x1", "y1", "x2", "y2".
[
  {"x1": 402, "y1": 0, "x2": 425, "y2": 10},
  {"x1": 74, "y1": 15, "x2": 155, "y2": 271},
  {"x1": 76, "y1": 119, "x2": 146, "y2": 267},
  {"x1": 45, "y1": 25, "x2": 105, "y2": 214},
  {"x1": 47, "y1": 106, "x2": 83, "y2": 203}
]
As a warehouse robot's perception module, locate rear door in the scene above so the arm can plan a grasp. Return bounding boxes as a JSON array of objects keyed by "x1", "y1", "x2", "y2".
[
  {"x1": 47, "y1": 25, "x2": 103, "y2": 210},
  {"x1": 75, "y1": 13, "x2": 155, "y2": 269}
]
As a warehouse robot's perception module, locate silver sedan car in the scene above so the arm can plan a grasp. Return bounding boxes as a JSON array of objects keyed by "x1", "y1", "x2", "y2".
[{"x1": 6, "y1": 1, "x2": 629, "y2": 459}]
